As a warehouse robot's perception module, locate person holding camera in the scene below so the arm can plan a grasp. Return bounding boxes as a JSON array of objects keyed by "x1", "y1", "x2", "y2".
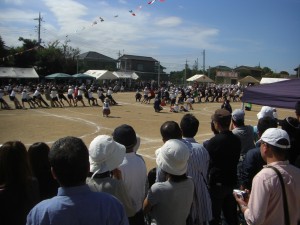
[{"x1": 234, "y1": 128, "x2": 300, "y2": 225}]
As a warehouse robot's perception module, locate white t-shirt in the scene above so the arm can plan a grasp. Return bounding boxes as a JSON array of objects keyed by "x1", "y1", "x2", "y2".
[
  {"x1": 119, "y1": 152, "x2": 147, "y2": 213},
  {"x1": 68, "y1": 88, "x2": 74, "y2": 95}
]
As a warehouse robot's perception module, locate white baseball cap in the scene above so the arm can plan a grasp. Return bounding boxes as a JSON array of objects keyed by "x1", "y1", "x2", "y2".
[
  {"x1": 257, "y1": 106, "x2": 275, "y2": 119},
  {"x1": 260, "y1": 128, "x2": 290, "y2": 149}
]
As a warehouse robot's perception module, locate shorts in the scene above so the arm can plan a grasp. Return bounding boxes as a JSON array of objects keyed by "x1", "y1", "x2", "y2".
[
  {"x1": 77, "y1": 95, "x2": 83, "y2": 101},
  {"x1": 68, "y1": 94, "x2": 74, "y2": 99},
  {"x1": 52, "y1": 97, "x2": 58, "y2": 101},
  {"x1": 9, "y1": 96, "x2": 15, "y2": 101},
  {"x1": 103, "y1": 108, "x2": 110, "y2": 115},
  {"x1": 22, "y1": 98, "x2": 28, "y2": 102}
]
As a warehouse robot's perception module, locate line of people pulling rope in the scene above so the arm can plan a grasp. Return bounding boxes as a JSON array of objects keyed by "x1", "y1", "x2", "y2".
[{"x1": 0, "y1": 84, "x2": 118, "y2": 110}]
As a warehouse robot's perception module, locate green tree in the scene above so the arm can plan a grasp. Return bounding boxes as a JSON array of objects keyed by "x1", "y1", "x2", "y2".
[
  {"x1": 279, "y1": 71, "x2": 289, "y2": 77},
  {"x1": 35, "y1": 40, "x2": 80, "y2": 76},
  {"x1": 0, "y1": 36, "x2": 14, "y2": 66},
  {"x1": 262, "y1": 67, "x2": 273, "y2": 75},
  {"x1": 11, "y1": 37, "x2": 39, "y2": 68}
]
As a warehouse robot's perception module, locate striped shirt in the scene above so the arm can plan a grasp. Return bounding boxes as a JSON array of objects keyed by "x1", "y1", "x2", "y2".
[{"x1": 182, "y1": 138, "x2": 213, "y2": 224}]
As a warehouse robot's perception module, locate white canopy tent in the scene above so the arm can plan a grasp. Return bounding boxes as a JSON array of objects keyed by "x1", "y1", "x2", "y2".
[
  {"x1": 84, "y1": 70, "x2": 118, "y2": 80},
  {"x1": 260, "y1": 77, "x2": 289, "y2": 84},
  {"x1": 0, "y1": 67, "x2": 39, "y2": 78},
  {"x1": 187, "y1": 74, "x2": 214, "y2": 83},
  {"x1": 112, "y1": 71, "x2": 139, "y2": 80}
]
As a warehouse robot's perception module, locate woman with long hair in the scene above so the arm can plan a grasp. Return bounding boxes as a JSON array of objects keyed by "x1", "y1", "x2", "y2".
[{"x1": 0, "y1": 141, "x2": 40, "y2": 225}]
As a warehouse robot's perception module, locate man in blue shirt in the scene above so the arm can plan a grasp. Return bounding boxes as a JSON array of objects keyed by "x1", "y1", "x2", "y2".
[{"x1": 27, "y1": 136, "x2": 129, "y2": 225}]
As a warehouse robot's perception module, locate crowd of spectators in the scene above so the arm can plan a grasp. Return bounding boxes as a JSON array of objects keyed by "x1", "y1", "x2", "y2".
[{"x1": 1, "y1": 82, "x2": 300, "y2": 225}]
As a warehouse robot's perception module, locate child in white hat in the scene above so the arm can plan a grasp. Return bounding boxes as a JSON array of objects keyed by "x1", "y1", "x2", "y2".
[
  {"x1": 143, "y1": 139, "x2": 194, "y2": 225},
  {"x1": 87, "y1": 135, "x2": 135, "y2": 217},
  {"x1": 102, "y1": 98, "x2": 111, "y2": 117}
]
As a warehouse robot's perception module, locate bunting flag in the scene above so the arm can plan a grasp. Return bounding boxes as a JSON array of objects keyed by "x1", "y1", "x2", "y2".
[
  {"x1": 129, "y1": 10, "x2": 136, "y2": 16},
  {"x1": 1, "y1": 46, "x2": 39, "y2": 62},
  {"x1": 148, "y1": 0, "x2": 156, "y2": 4},
  {"x1": 1, "y1": 0, "x2": 167, "y2": 62}
]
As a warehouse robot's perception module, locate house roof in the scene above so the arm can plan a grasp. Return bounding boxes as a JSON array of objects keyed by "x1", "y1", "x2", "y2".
[
  {"x1": 235, "y1": 66, "x2": 262, "y2": 71},
  {"x1": 78, "y1": 51, "x2": 116, "y2": 62},
  {"x1": 118, "y1": 54, "x2": 158, "y2": 62},
  {"x1": 210, "y1": 65, "x2": 233, "y2": 71}
]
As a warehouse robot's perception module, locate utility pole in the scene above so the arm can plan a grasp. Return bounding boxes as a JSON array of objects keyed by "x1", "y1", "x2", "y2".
[
  {"x1": 34, "y1": 12, "x2": 43, "y2": 45},
  {"x1": 298, "y1": 64, "x2": 300, "y2": 78},
  {"x1": 203, "y1": 49, "x2": 206, "y2": 73},
  {"x1": 157, "y1": 61, "x2": 160, "y2": 86},
  {"x1": 184, "y1": 59, "x2": 188, "y2": 87}
]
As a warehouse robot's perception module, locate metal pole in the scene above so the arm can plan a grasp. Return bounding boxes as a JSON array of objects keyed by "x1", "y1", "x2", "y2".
[
  {"x1": 76, "y1": 56, "x2": 78, "y2": 74},
  {"x1": 158, "y1": 61, "x2": 160, "y2": 87},
  {"x1": 184, "y1": 59, "x2": 187, "y2": 87},
  {"x1": 298, "y1": 64, "x2": 300, "y2": 78},
  {"x1": 203, "y1": 49, "x2": 205, "y2": 73}
]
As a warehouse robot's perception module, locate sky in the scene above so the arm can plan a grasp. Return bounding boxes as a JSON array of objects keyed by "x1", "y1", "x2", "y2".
[{"x1": 0, "y1": 0, "x2": 300, "y2": 74}]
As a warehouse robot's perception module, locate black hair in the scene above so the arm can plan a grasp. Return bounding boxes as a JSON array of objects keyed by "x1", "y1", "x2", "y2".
[
  {"x1": 267, "y1": 139, "x2": 289, "y2": 159},
  {"x1": 0, "y1": 141, "x2": 32, "y2": 190},
  {"x1": 28, "y1": 142, "x2": 50, "y2": 177},
  {"x1": 180, "y1": 113, "x2": 199, "y2": 138},
  {"x1": 49, "y1": 136, "x2": 89, "y2": 187},
  {"x1": 165, "y1": 171, "x2": 188, "y2": 183},
  {"x1": 160, "y1": 121, "x2": 182, "y2": 141},
  {"x1": 216, "y1": 116, "x2": 232, "y2": 129},
  {"x1": 232, "y1": 119, "x2": 245, "y2": 127},
  {"x1": 257, "y1": 117, "x2": 278, "y2": 136}
]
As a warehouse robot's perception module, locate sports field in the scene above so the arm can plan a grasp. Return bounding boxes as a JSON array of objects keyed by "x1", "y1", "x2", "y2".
[{"x1": 0, "y1": 92, "x2": 294, "y2": 170}]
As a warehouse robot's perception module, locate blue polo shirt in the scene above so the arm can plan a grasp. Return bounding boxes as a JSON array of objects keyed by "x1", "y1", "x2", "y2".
[{"x1": 26, "y1": 184, "x2": 129, "y2": 225}]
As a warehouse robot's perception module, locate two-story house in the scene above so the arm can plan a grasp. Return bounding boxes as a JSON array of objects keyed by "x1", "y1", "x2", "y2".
[
  {"x1": 77, "y1": 51, "x2": 117, "y2": 72},
  {"x1": 118, "y1": 54, "x2": 165, "y2": 80}
]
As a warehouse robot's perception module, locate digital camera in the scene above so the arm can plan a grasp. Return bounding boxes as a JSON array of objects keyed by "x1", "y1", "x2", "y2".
[{"x1": 233, "y1": 189, "x2": 247, "y2": 199}]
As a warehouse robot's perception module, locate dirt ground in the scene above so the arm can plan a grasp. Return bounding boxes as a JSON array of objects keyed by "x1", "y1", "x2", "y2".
[{"x1": 0, "y1": 92, "x2": 294, "y2": 171}]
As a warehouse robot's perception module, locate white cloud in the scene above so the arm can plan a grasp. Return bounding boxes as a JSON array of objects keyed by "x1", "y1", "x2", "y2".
[
  {"x1": 0, "y1": 0, "x2": 225, "y2": 72},
  {"x1": 155, "y1": 16, "x2": 182, "y2": 27},
  {"x1": 0, "y1": 8, "x2": 37, "y2": 22}
]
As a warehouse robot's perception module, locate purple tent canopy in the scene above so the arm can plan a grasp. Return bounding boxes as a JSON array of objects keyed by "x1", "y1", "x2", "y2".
[{"x1": 241, "y1": 79, "x2": 300, "y2": 109}]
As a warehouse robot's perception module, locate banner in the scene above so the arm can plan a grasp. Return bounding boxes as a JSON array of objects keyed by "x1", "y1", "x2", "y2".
[{"x1": 216, "y1": 71, "x2": 238, "y2": 78}]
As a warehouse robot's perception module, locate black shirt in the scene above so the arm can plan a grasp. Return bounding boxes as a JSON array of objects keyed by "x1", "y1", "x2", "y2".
[{"x1": 206, "y1": 130, "x2": 241, "y2": 186}]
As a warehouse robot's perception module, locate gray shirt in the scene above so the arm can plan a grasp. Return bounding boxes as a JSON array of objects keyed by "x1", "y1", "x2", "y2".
[
  {"x1": 147, "y1": 178, "x2": 194, "y2": 225},
  {"x1": 86, "y1": 177, "x2": 135, "y2": 217},
  {"x1": 232, "y1": 125, "x2": 255, "y2": 155}
]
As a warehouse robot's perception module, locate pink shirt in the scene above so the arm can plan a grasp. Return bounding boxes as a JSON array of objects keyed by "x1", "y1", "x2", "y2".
[{"x1": 244, "y1": 161, "x2": 300, "y2": 225}]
